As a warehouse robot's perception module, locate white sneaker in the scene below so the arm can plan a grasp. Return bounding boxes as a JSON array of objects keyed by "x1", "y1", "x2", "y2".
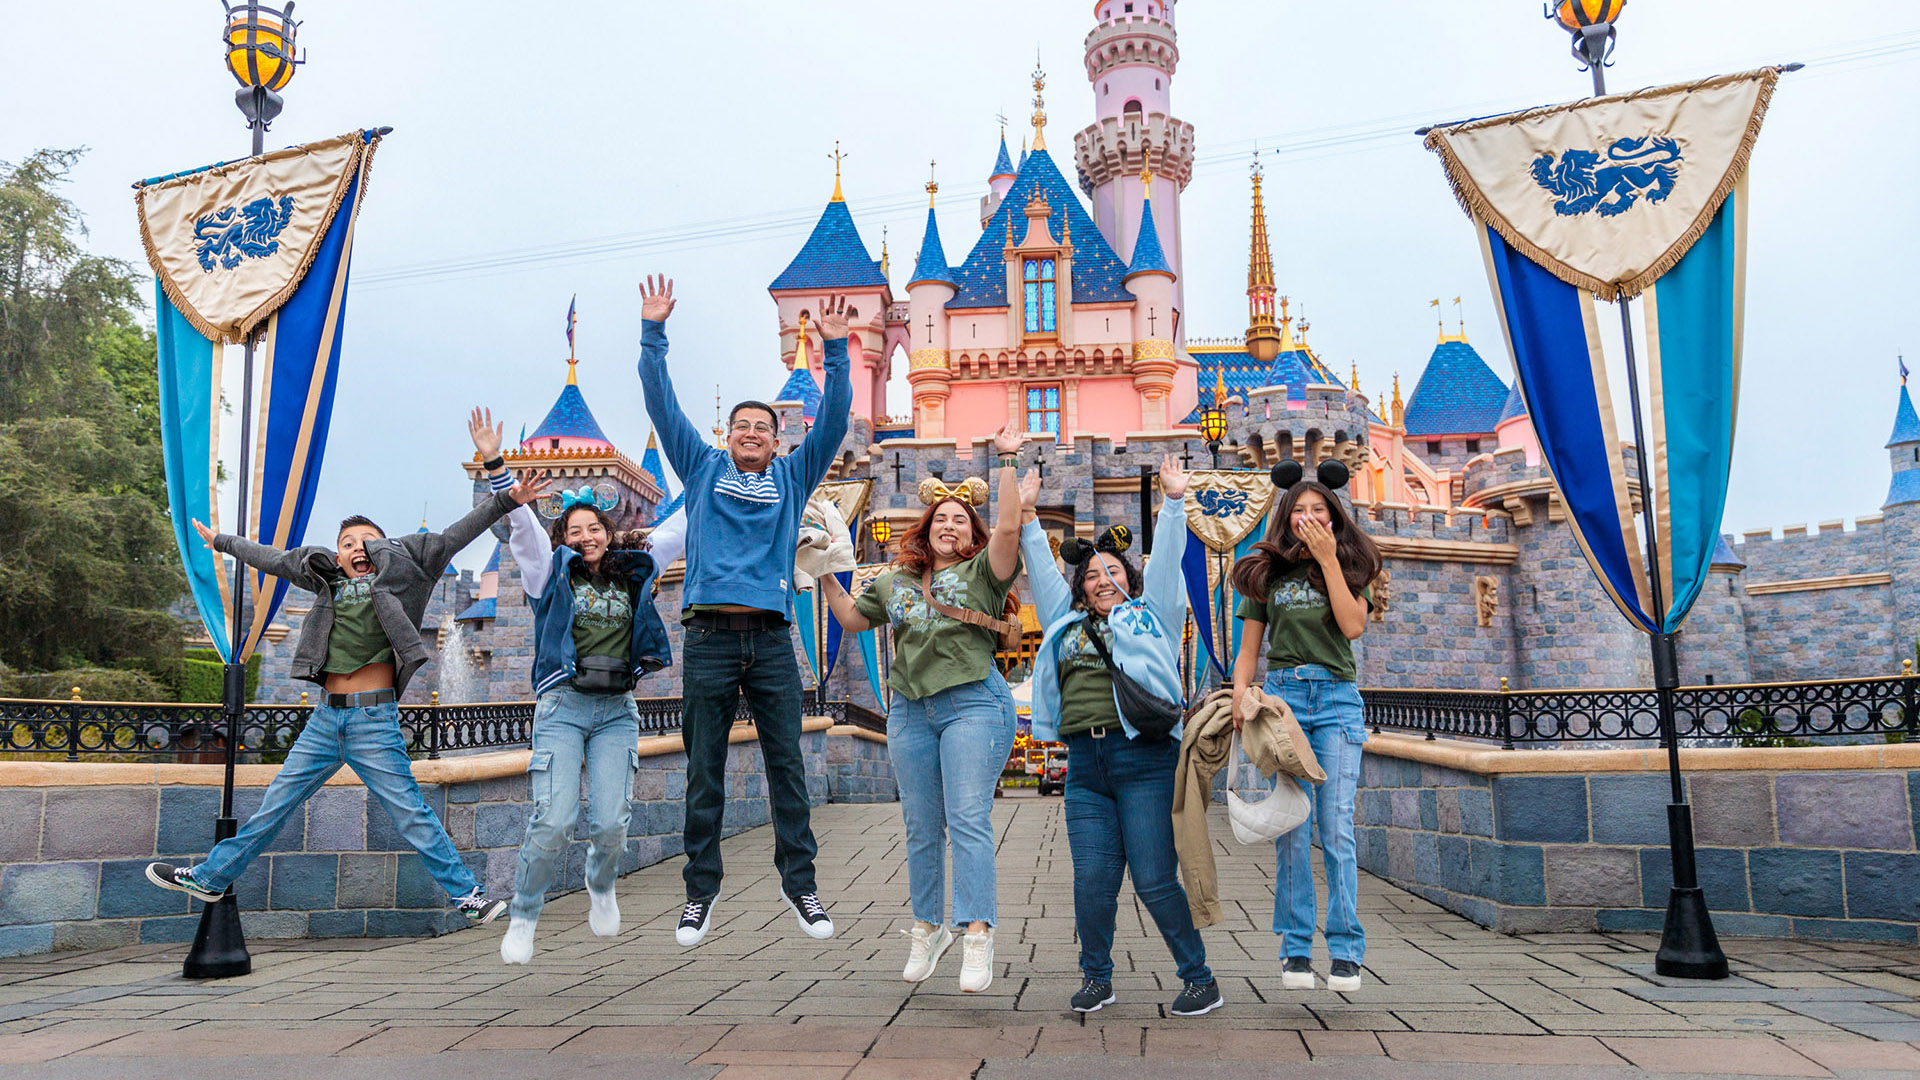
[
  {"x1": 901, "y1": 924, "x2": 953, "y2": 983},
  {"x1": 500, "y1": 917, "x2": 536, "y2": 964},
  {"x1": 588, "y1": 888, "x2": 620, "y2": 937},
  {"x1": 958, "y1": 928, "x2": 994, "y2": 993}
]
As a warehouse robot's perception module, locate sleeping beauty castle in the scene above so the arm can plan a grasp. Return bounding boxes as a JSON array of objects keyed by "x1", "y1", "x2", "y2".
[{"x1": 255, "y1": 0, "x2": 1920, "y2": 707}]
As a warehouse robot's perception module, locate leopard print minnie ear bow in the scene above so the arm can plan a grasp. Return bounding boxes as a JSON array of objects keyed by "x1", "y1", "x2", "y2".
[{"x1": 917, "y1": 476, "x2": 988, "y2": 507}]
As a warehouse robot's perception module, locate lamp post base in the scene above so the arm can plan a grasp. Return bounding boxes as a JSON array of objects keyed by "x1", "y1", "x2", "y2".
[
  {"x1": 1655, "y1": 886, "x2": 1729, "y2": 980},
  {"x1": 182, "y1": 815, "x2": 251, "y2": 980}
]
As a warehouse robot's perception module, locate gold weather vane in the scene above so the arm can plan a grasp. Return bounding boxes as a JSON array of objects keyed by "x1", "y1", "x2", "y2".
[
  {"x1": 828, "y1": 141, "x2": 848, "y2": 202},
  {"x1": 1030, "y1": 53, "x2": 1048, "y2": 151},
  {"x1": 879, "y1": 227, "x2": 889, "y2": 279},
  {"x1": 1139, "y1": 161, "x2": 1153, "y2": 198},
  {"x1": 926, "y1": 159, "x2": 938, "y2": 206}
]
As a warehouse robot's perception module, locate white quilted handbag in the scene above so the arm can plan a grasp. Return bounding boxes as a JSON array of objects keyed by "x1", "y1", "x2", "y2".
[{"x1": 1226, "y1": 729, "x2": 1312, "y2": 844}]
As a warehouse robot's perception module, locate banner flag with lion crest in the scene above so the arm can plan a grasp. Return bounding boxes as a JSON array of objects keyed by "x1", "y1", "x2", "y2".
[
  {"x1": 1179, "y1": 469, "x2": 1279, "y2": 678},
  {"x1": 141, "y1": 130, "x2": 382, "y2": 659},
  {"x1": 1425, "y1": 69, "x2": 1780, "y2": 634}
]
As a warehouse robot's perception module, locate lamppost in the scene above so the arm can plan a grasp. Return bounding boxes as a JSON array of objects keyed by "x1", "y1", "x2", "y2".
[
  {"x1": 184, "y1": 1, "x2": 305, "y2": 982},
  {"x1": 1547, "y1": 0, "x2": 1728, "y2": 981},
  {"x1": 869, "y1": 518, "x2": 892, "y2": 560},
  {"x1": 1198, "y1": 405, "x2": 1228, "y2": 470}
]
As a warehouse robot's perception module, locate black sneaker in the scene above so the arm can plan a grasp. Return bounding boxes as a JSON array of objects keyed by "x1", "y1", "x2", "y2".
[
  {"x1": 145, "y1": 862, "x2": 221, "y2": 903},
  {"x1": 676, "y1": 898, "x2": 714, "y2": 947},
  {"x1": 783, "y1": 892, "x2": 834, "y2": 940},
  {"x1": 1169, "y1": 979, "x2": 1224, "y2": 1017},
  {"x1": 1070, "y1": 978, "x2": 1116, "y2": 1013},
  {"x1": 454, "y1": 889, "x2": 507, "y2": 925},
  {"x1": 1327, "y1": 959, "x2": 1363, "y2": 992},
  {"x1": 1281, "y1": 955, "x2": 1316, "y2": 990}
]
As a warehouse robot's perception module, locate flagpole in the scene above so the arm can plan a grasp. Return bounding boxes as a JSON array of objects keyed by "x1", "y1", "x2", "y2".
[{"x1": 1574, "y1": 14, "x2": 1728, "y2": 981}]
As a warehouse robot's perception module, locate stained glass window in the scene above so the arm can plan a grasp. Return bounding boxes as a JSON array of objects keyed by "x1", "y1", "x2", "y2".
[
  {"x1": 1023, "y1": 258, "x2": 1056, "y2": 334},
  {"x1": 1026, "y1": 384, "x2": 1061, "y2": 435}
]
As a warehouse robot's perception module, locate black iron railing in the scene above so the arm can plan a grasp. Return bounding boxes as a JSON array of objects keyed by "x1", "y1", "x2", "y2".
[
  {"x1": 1363, "y1": 672, "x2": 1920, "y2": 748},
  {"x1": 0, "y1": 695, "x2": 888, "y2": 760}
]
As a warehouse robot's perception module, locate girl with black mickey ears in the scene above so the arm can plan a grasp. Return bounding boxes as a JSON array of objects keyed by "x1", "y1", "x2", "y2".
[{"x1": 1229, "y1": 459, "x2": 1381, "y2": 993}]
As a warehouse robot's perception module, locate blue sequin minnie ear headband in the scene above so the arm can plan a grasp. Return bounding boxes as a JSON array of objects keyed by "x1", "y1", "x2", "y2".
[{"x1": 559, "y1": 486, "x2": 618, "y2": 513}]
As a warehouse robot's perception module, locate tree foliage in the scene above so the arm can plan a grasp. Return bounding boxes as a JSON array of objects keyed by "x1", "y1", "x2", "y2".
[{"x1": 0, "y1": 148, "x2": 185, "y2": 672}]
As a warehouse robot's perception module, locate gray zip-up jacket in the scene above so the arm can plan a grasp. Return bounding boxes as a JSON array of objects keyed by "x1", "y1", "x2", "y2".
[{"x1": 213, "y1": 491, "x2": 518, "y2": 696}]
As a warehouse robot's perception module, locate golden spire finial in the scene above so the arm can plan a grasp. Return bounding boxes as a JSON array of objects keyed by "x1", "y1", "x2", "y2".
[
  {"x1": 1351, "y1": 361, "x2": 1360, "y2": 394},
  {"x1": 1277, "y1": 295, "x2": 1295, "y2": 351},
  {"x1": 1245, "y1": 151, "x2": 1281, "y2": 362},
  {"x1": 1213, "y1": 369, "x2": 1227, "y2": 408},
  {"x1": 1391, "y1": 372, "x2": 1405, "y2": 427},
  {"x1": 566, "y1": 357, "x2": 578, "y2": 386},
  {"x1": 1030, "y1": 54, "x2": 1048, "y2": 151},
  {"x1": 646, "y1": 429, "x2": 658, "y2": 450},
  {"x1": 1139, "y1": 160, "x2": 1153, "y2": 199},
  {"x1": 880, "y1": 226, "x2": 890, "y2": 280},
  {"x1": 795, "y1": 309, "x2": 810, "y2": 373},
  {"x1": 828, "y1": 141, "x2": 848, "y2": 203},
  {"x1": 926, "y1": 159, "x2": 938, "y2": 207}
]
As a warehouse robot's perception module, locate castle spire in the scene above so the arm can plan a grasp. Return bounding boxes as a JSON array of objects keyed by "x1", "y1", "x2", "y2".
[
  {"x1": 1391, "y1": 373, "x2": 1405, "y2": 428},
  {"x1": 1030, "y1": 57, "x2": 1048, "y2": 152},
  {"x1": 828, "y1": 140, "x2": 847, "y2": 203},
  {"x1": 909, "y1": 163, "x2": 956, "y2": 289},
  {"x1": 1124, "y1": 163, "x2": 1173, "y2": 282},
  {"x1": 1245, "y1": 155, "x2": 1281, "y2": 364}
]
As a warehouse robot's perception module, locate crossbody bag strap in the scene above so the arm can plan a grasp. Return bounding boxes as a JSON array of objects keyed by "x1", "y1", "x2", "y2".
[
  {"x1": 1081, "y1": 614, "x2": 1121, "y2": 675},
  {"x1": 920, "y1": 565, "x2": 1021, "y2": 637}
]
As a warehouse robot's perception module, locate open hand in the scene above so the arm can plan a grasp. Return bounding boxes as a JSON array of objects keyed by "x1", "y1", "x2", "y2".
[
  {"x1": 468, "y1": 406, "x2": 504, "y2": 461},
  {"x1": 1018, "y1": 468, "x2": 1042, "y2": 512},
  {"x1": 816, "y1": 294, "x2": 851, "y2": 340},
  {"x1": 192, "y1": 518, "x2": 218, "y2": 551},
  {"x1": 508, "y1": 469, "x2": 553, "y2": 506},
  {"x1": 992, "y1": 421, "x2": 1023, "y2": 457},
  {"x1": 1298, "y1": 515, "x2": 1338, "y2": 565},
  {"x1": 1159, "y1": 454, "x2": 1189, "y2": 499},
  {"x1": 640, "y1": 275, "x2": 676, "y2": 322}
]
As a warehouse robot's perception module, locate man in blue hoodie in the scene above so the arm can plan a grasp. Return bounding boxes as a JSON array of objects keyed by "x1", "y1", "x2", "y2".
[{"x1": 637, "y1": 275, "x2": 851, "y2": 946}]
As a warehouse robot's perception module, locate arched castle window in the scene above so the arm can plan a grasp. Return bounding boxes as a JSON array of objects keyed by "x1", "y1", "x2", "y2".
[
  {"x1": 1124, "y1": 99, "x2": 1143, "y2": 118},
  {"x1": 1023, "y1": 258, "x2": 1057, "y2": 334}
]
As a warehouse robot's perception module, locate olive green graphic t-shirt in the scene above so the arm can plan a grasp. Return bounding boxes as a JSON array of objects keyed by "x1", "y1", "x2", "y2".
[
  {"x1": 570, "y1": 569, "x2": 634, "y2": 661},
  {"x1": 324, "y1": 574, "x2": 395, "y2": 674},
  {"x1": 852, "y1": 548, "x2": 1018, "y2": 701},
  {"x1": 1055, "y1": 616, "x2": 1122, "y2": 736},
  {"x1": 1234, "y1": 563, "x2": 1370, "y2": 682}
]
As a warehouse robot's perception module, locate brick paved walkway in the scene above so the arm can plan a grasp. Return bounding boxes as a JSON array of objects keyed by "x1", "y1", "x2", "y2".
[{"x1": 3, "y1": 800, "x2": 1919, "y2": 1077}]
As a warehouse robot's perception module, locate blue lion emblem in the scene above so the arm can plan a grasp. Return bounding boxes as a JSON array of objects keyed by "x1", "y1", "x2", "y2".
[
  {"x1": 1195, "y1": 488, "x2": 1248, "y2": 519},
  {"x1": 193, "y1": 195, "x2": 296, "y2": 271},
  {"x1": 1529, "y1": 136, "x2": 1682, "y2": 218}
]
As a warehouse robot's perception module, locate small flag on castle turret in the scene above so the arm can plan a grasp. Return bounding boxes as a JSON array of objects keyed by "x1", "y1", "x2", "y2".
[
  {"x1": 1902, "y1": 356, "x2": 1910, "y2": 385},
  {"x1": 565, "y1": 295, "x2": 577, "y2": 356}
]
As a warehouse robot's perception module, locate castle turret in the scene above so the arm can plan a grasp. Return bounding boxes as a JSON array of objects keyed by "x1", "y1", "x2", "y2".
[
  {"x1": 1074, "y1": 0, "x2": 1194, "y2": 330},
  {"x1": 1884, "y1": 367, "x2": 1920, "y2": 508},
  {"x1": 981, "y1": 133, "x2": 1017, "y2": 230},
  {"x1": 1245, "y1": 157, "x2": 1280, "y2": 364},
  {"x1": 1124, "y1": 168, "x2": 1179, "y2": 431},
  {"x1": 907, "y1": 170, "x2": 958, "y2": 438}
]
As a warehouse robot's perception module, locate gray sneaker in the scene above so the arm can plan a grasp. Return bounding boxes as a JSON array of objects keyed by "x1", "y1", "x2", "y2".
[
  {"x1": 1169, "y1": 979, "x2": 1224, "y2": 1017},
  {"x1": 1070, "y1": 978, "x2": 1116, "y2": 1013}
]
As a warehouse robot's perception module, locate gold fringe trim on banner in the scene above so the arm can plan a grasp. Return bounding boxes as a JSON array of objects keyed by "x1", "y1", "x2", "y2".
[{"x1": 1425, "y1": 68, "x2": 1779, "y2": 301}]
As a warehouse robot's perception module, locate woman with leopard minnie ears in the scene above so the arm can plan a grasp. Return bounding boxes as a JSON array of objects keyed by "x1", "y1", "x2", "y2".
[
  {"x1": 1229, "y1": 459, "x2": 1382, "y2": 995},
  {"x1": 818, "y1": 422, "x2": 1026, "y2": 994}
]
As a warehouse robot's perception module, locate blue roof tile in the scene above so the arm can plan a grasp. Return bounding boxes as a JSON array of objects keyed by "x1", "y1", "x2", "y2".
[
  {"x1": 1125, "y1": 197, "x2": 1172, "y2": 280},
  {"x1": 946, "y1": 148, "x2": 1133, "y2": 309},
  {"x1": 908, "y1": 207, "x2": 955, "y2": 288},
  {"x1": 483, "y1": 543, "x2": 500, "y2": 574},
  {"x1": 655, "y1": 489, "x2": 686, "y2": 520},
  {"x1": 1888, "y1": 385, "x2": 1920, "y2": 446},
  {"x1": 528, "y1": 382, "x2": 611, "y2": 445},
  {"x1": 769, "y1": 199, "x2": 887, "y2": 292},
  {"x1": 1402, "y1": 340, "x2": 1510, "y2": 437},
  {"x1": 990, "y1": 136, "x2": 1015, "y2": 179},
  {"x1": 1179, "y1": 345, "x2": 1348, "y2": 423},
  {"x1": 454, "y1": 597, "x2": 496, "y2": 622},
  {"x1": 1886, "y1": 469, "x2": 1920, "y2": 508},
  {"x1": 1498, "y1": 380, "x2": 1527, "y2": 423},
  {"x1": 1710, "y1": 535, "x2": 1744, "y2": 569},
  {"x1": 773, "y1": 367, "x2": 822, "y2": 420},
  {"x1": 639, "y1": 439, "x2": 672, "y2": 501}
]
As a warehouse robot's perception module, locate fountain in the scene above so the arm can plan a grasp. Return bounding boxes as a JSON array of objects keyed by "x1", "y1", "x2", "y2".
[{"x1": 436, "y1": 614, "x2": 484, "y2": 704}]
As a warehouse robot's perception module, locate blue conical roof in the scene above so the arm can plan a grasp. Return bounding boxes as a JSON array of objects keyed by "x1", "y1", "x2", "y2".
[
  {"x1": 1888, "y1": 385, "x2": 1920, "y2": 446},
  {"x1": 639, "y1": 436, "x2": 672, "y2": 501},
  {"x1": 655, "y1": 489, "x2": 686, "y2": 520},
  {"x1": 769, "y1": 199, "x2": 887, "y2": 291},
  {"x1": 1498, "y1": 381, "x2": 1527, "y2": 423},
  {"x1": 528, "y1": 381, "x2": 611, "y2": 445},
  {"x1": 483, "y1": 543, "x2": 501, "y2": 574},
  {"x1": 774, "y1": 367, "x2": 822, "y2": 420},
  {"x1": 1710, "y1": 535, "x2": 1745, "y2": 569},
  {"x1": 990, "y1": 136, "x2": 1015, "y2": 179},
  {"x1": 1403, "y1": 340, "x2": 1511, "y2": 437},
  {"x1": 946, "y1": 148, "x2": 1132, "y2": 309},
  {"x1": 908, "y1": 207, "x2": 955, "y2": 288},
  {"x1": 1125, "y1": 196, "x2": 1173, "y2": 280}
]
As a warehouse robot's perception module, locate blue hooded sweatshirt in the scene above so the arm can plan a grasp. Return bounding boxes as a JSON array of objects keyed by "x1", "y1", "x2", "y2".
[{"x1": 638, "y1": 318, "x2": 849, "y2": 618}]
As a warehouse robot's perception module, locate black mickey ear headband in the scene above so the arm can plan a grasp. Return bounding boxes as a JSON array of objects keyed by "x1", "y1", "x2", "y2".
[
  {"x1": 1059, "y1": 524, "x2": 1133, "y2": 567},
  {"x1": 1270, "y1": 458, "x2": 1350, "y2": 492}
]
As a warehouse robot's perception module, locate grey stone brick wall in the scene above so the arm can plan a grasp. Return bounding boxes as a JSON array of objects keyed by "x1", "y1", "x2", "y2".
[
  {"x1": 1677, "y1": 567, "x2": 1753, "y2": 685},
  {"x1": 1354, "y1": 746, "x2": 1920, "y2": 942}
]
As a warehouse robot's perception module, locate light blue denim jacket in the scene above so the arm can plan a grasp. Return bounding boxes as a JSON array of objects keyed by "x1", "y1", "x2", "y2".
[{"x1": 1018, "y1": 494, "x2": 1189, "y2": 742}]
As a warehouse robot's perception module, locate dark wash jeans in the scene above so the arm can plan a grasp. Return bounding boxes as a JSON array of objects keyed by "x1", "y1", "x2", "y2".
[
  {"x1": 680, "y1": 624, "x2": 818, "y2": 902},
  {"x1": 1063, "y1": 730, "x2": 1213, "y2": 986}
]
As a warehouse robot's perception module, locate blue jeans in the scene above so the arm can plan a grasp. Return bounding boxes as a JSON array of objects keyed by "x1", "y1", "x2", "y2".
[
  {"x1": 887, "y1": 671, "x2": 1017, "y2": 928},
  {"x1": 1064, "y1": 731, "x2": 1212, "y2": 985},
  {"x1": 1265, "y1": 665, "x2": 1367, "y2": 963},
  {"x1": 194, "y1": 701, "x2": 479, "y2": 899},
  {"x1": 510, "y1": 686, "x2": 642, "y2": 923},
  {"x1": 680, "y1": 624, "x2": 818, "y2": 902}
]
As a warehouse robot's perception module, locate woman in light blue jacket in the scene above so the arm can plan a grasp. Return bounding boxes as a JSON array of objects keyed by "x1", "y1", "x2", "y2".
[{"x1": 1016, "y1": 456, "x2": 1220, "y2": 1018}]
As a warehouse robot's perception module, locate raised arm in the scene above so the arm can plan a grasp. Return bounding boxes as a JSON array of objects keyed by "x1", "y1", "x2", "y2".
[
  {"x1": 792, "y1": 295, "x2": 853, "y2": 489},
  {"x1": 471, "y1": 406, "x2": 554, "y2": 597},
  {"x1": 1015, "y1": 469, "x2": 1073, "y2": 626},
  {"x1": 985, "y1": 422, "x2": 1023, "y2": 583},
  {"x1": 410, "y1": 475, "x2": 549, "y2": 576},
  {"x1": 1140, "y1": 455, "x2": 1192, "y2": 630},
  {"x1": 199, "y1": 520, "x2": 327, "y2": 592},
  {"x1": 635, "y1": 275, "x2": 711, "y2": 482}
]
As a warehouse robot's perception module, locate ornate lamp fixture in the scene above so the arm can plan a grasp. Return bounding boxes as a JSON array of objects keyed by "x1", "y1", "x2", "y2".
[
  {"x1": 1198, "y1": 405, "x2": 1228, "y2": 469},
  {"x1": 869, "y1": 518, "x2": 892, "y2": 551},
  {"x1": 1547, "y1": 0, "x2": 1625, "y2": 86},
  {"x1": 223, "y1": 1, "x2": 305, "y2": 135}
]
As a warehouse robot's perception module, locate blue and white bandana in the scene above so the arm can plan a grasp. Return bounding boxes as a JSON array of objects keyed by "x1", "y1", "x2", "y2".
[{"x1": 714, "y1": 460, "x2": 779, "y2": 505}]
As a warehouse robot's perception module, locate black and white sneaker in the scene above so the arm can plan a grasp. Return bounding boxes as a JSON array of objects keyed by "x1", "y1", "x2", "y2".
[
  {"x1": 783, "y1": 892, "x2": 834, "y2": 940},
  {"x1": 145, "y1": 862, "x2": 221, "y2": 903},
  {"x1": 1327, "y1": 959, "x2": 1363, "y2": 992},
  {"x1": 676, "y1": 898, "x2": 715, "y2": 947},
  {"x1": 455, "y1": 889, "x2": 507, "y2": 925},
  {"x1": 1070, "y1": 978, "x2": 1116, "y2": 1013},
  {"x1": 1169, "y1": 979, "x2": 1224, "y2": 1017},
  {"x1": 1281, "y1": 955, "x2": 1316, "y2": 990}
]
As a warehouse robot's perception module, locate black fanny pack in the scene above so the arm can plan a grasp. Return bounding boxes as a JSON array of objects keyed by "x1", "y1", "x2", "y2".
[
  {"x1": 572, "y1": 654, "x2": 635, "y2": 695},
  {"x1": 1082, "y1": 620, "x2": 1182, "y2": 742}
]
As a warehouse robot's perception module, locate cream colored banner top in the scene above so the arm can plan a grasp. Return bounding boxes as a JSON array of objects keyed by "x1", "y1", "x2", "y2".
[
  {"x1": 1185, "y1": 470, "x2": 1278, "y2": 554},
  {"x1": 137, "y1": 132, "x2": 372, "y2": 343},
  {"x1": 1425, "y1": 69, "x2": 1779, "y2": 300}
]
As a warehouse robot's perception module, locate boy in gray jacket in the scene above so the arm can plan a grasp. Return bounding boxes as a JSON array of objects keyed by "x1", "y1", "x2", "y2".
[{"x1": 145, "y1": 472, "x2": 547, "y2": 924}]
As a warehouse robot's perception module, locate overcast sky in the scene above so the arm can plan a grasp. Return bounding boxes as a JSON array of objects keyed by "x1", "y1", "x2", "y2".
[{"x1": 5, "y1": 1, "x2": 1916, "y2": 575}]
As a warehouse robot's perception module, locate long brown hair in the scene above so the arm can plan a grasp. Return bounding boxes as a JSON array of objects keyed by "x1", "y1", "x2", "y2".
[
  {"x1": 547, "y1": 505, "x2": 645, "y2": 580},
  {"x1": 892, "y1": 497, "x2": 988, "y2": 577},
  {"x1": 1230, "y1": 482, "x2": 1381, "y2": 608}
]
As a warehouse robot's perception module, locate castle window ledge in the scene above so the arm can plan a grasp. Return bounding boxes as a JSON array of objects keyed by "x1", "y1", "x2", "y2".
[
  {"x1": 1743, "y1": 573, "x2": 1893, "y2": 596},
  {"x1": 866, "y1": 437, "x2": 962, "y2": 451},
  {"x1": 1741, "y1": 528, "x2": 1774, "y2": 541}
]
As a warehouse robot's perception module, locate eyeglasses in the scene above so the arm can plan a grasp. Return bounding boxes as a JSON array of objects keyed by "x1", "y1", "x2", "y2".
[{"x1": 729, "y1": 421, "x2": 776, "y2": 435}]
